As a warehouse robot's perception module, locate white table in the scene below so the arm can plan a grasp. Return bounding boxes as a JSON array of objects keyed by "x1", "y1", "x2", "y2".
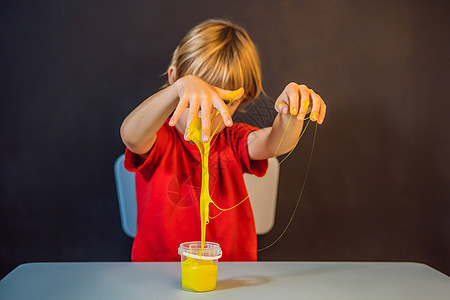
[{"x1": 1, "y1": 262, "x2": 449, "y2": 299}]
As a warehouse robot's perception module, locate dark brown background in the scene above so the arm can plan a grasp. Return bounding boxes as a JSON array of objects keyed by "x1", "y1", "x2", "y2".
[{"x1": 1, "y1": 0, "x2": 449, "y2": 278}]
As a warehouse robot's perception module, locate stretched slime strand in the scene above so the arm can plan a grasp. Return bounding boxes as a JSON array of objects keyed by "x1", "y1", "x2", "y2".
[
  {"x1": 186, "y1": 88, "x2": 243, "y2": 252},
  {"x1": 211, "y1": 120, "x2": 317, "y2": 254},
  {"x1": 187, "y1": 88, "x2": 311, "y2": 253},
  {"x1": 208, "y1": 96, "x2": 311, "y2": 210},
  {"x1": 256, "y1": 122, "x2": 318, "y2": 251},
  {"x1": 210, "y1": 116, "x2": 311, "y2": 214}
]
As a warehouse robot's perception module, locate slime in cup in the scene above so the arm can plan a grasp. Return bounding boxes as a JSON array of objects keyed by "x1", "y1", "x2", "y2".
[{"x1": 178, "y1": 242, "x2": 222, "y2": 292}]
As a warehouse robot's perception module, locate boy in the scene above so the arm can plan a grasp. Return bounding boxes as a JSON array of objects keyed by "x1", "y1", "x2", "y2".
[{"x1": 120, "y1": 19, "x2": 326, "y2": 261}]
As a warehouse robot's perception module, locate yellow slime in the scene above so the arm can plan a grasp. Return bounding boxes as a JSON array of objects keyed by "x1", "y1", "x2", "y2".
[
  {"x1": 182, "y1": 88, "x2": 314, "y2": 292},
  {"x1": 181, "y1": 257, "x2": 218, "y2": 292},
  {"x1": 186, "y1": 88, "x2": 243, "y2": 252},
  {"x1": 181, "y1": 89, "x2": 242, "y2": 292}
]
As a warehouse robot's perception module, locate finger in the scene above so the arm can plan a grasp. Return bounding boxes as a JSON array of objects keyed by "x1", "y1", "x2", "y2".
[
  {"x1": 318, "y1": 102, "x2": 327, "y2": 124},
  {"x1": 312, "y1": 91, "x2": 326, "y2": 124},
  {"x1": 285, "y1": 83, "x2": 299, "y2": 116},
  {"x1": 200, "y1": 94, "x2": 212, "y2": 142},
  {"x1": 185, "y1": 95, "x2": 200, "y2": 140},
  {"x1": 275, "y1": 90, "x2": 290, "y2": 114},
  {"x1": 212, "y1": 96, "x2": 233, "y2": 127},
  {"x1": 218, "y1": 87, "x2": 245, "y2": 103},
  {"x1": 309, "y1": 89, "x2": 321, "y2": 122},
  {"x1": 169, "y1": 94, "x2": 189, "y2": 126},
  {"x1": 297, "y1": 84, "x2": 311, "y2": 121},
  {"x1": 198, "y1": 105, "x2": 215, "y2": 118},
  {"x1": 275, "y1": 100, "x2": 289, "y2": 114}
]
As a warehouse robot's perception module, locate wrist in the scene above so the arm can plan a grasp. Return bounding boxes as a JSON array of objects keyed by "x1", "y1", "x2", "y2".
[
  {"x1": 166, "y1": 82, "x2": 181, "y2": 106},
  {"x1": 172, "y1": 75, "x2": 189, "y2": 92}
]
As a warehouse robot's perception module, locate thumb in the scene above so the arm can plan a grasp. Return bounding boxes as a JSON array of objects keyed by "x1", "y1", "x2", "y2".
[{"x1": 217, "y1": 87, "x2": 245, "y2": 102}]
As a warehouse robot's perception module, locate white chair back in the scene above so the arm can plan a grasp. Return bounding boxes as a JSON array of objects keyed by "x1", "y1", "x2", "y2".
[{"x1": 244, "y1": 157, "x2": 279, "y2": 235}]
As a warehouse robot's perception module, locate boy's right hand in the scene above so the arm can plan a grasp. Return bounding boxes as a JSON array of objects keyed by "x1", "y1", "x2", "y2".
[{"x1": 168, "y1": 75, "x2": 244, "y2": 143}]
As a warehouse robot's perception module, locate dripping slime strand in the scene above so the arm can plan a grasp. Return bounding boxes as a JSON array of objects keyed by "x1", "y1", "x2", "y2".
[{"x1": 186, "y1": 88, "x2": 244, "y2": 253}]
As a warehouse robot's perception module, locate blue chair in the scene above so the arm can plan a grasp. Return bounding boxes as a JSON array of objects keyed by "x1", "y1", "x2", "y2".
[
  {"x1": 114, "y1": 154, "x2": 279, "y2": 237},
  {"x1": 114, "y1": 154, "x2": 137, "y2": 238}
]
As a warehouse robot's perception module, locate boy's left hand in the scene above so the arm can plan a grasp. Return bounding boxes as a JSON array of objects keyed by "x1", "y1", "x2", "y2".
[{"x1": 274, "y1": 82, "x2": 326, "y2": 124}]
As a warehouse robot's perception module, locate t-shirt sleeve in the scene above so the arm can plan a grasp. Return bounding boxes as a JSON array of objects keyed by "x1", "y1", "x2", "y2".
[
  {"x1": 124, "y1": 120, "x2": 173, "y2": 173},
  {"x1": 230, "y1": 123, "x2": 268, "y2": 177}
]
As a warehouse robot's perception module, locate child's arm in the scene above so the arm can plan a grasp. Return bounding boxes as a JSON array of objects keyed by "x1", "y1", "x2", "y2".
[
  {"x1": 120, "y1": 85, "x2": 179, "y2": 157},
  {"x1": 120, "y1": 75, "x2": 239, "y2": 158},
  {"x1": 247, "y1": 82, "x2": 326, "y2": 160}
]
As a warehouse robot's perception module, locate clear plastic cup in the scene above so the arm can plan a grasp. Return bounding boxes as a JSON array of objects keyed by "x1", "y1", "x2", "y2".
[{"x1": 178, "y1": 241, "x2": 222, "y2": 292}]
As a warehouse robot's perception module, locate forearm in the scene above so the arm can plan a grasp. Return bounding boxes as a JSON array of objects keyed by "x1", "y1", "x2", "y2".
[
  {"x1": 248, "y1": 112, "x2": 304, "y2": 160},
  {"x1": 120, "y1": 85, "x2": 178, "y2": 153},
  {"x1": 266, "y1": 112, "x2": 304, "y2": 156}
]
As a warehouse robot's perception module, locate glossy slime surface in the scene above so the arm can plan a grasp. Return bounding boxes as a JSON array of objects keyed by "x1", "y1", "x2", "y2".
[
  {"x1": 186, "y1": 88, "x2": 243, "y2": 252},
  {"x1": 181, "y1": 257, "x2": 218, "y2": 292}
]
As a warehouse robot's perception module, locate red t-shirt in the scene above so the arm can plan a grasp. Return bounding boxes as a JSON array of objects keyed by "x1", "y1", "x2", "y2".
[{"x1": 124, "y1": 119, "x2": 268, "y2": 261}]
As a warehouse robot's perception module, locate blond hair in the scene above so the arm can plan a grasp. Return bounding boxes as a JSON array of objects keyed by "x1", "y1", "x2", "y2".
[{"x1": 167, "y1": 19, "x2": 263, "y2": 104}]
